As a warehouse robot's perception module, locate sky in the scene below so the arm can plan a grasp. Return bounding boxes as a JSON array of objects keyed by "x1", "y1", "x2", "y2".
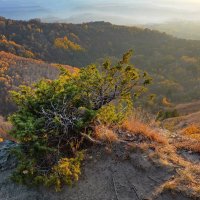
[{"x1": 0, "y1": 0, "x2": 200, "y2": 24}]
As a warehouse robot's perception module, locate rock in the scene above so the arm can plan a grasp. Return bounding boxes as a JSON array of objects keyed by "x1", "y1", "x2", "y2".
[{"x1": 0, "y1": 140, "x2": 18, "y2": 171}]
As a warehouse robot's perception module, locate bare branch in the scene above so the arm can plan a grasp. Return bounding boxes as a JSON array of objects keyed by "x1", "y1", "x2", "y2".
[{"x1": 80, "y1": 133, "x2": 103, "y2": 145}]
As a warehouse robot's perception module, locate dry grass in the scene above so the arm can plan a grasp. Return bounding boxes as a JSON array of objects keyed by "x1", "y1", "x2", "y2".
[
  {"x1": 0, "y1": 116, "x2": 13, "y2": 142},
  {"x1": 148, "y1": 140, "x2": 200, "y2": 198},
  {"x1": 162, "y1": 116, "x2": 184, "y2": 132},
  {"x1": 175, "y1": 124, "x2": 200, "y2": 153},
  {"x1": 176, "y1": 140, "x2": 200, "y2": 153},
  {"x1": 118, "y1": 114, "x2": 200, "y2": 198},
  {"x1": 121, "y1": 117, "x2": 168, "y2": 144},
  {"x1": 94, "y1": 125, "x2": 119, "y2": 143},
  {"x1": 157, "y1": 122, "x2": 200, "y2": 197},
  {"x1": 92, "y1": 111, "x2": 200, "y2": 198},
  {"x1": 182, "y1": 124, "x2": 200, "y2": 138},
  {"x1": 160, "y1": 163, "x2": 200, "y2": 198},
  {"x1": 130, "y1": 107, "x2": 156, "y2": 124}
]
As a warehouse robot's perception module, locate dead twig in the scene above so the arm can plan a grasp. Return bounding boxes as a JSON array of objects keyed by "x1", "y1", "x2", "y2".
[{"x1": 80, "y1": 133, "x2": 103, "y2": 145}]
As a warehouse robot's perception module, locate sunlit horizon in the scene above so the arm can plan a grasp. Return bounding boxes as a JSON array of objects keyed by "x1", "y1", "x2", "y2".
[{"x1": 1, "y1": 0, "x2": 200, "y2": 24}]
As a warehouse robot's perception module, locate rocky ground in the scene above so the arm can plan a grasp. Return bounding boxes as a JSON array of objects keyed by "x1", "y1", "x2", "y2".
[
  {"x1": 0, "y1": 135, "x2": 198, "y2": 200},
  {"x1": 1, "y1": 102, "x2": 200, "y2": 200}
]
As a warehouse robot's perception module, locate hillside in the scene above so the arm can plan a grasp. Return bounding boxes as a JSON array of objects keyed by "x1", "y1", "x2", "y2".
[
  {"x1": 0, "y1": 34, "x2": 35, "y2": 58},
  {"x1": 0, "y1": 51, "x2": 77, "y2": 115},
  {"x1": 0, "y1": 46, "x2": 200, "y2": 199},
  {"x1": 1, "y1": 1, "x2": 200, "y2": 199},
  {"x1": 145, "y1": 21, "x2": 200, "y2": 40},
  {"x1": 175, "y1": 100, "x2": 200, "y2": 116},
  {"x1": 163, "y1": 100, "x2": 200, "y2": 131},
  {"x1": 1, "y1": 17, "x2": 200, "y2": 103}
]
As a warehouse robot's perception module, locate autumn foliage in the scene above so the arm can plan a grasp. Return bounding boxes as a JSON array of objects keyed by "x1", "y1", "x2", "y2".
[{"x1": 54, "y1": 36, "x2": 84, "y2": 51}]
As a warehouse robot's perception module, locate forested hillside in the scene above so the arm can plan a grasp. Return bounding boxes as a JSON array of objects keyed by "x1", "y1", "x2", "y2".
[
  {"x1": 1, "y1": 14, "x2": 200, "y2": 200},
  {"x1": 1, "y1": 17, "x2": 200, "y2": 103},
  {"x1": 0, "y1": 34, "x2": 35, "y2": 59},
  {"x1": 0, "y1": 51, "x2": 76, "y2": 115}
]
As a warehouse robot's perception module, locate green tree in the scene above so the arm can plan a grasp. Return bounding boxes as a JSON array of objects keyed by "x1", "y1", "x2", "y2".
[{"x1": 9, "y1": 50, "x2": 150, "y2": 190}]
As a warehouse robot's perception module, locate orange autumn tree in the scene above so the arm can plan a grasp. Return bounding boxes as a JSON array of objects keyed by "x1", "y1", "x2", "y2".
[{"x1": 54, "y1": 36, "x2": 84, "y2": 51}]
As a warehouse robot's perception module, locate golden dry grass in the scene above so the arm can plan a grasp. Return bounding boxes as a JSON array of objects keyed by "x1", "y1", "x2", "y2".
[
  {"x1": 78, "y1": 108, "x2": 200, "y2": 198},
  {"x1": 121, "y1": 118, "x2": 168, "y2": 144},
  {"x1": 182, "y1": 124, "x2": 200, "y2": 137},
  {"x1": 175, "y1": 124, "x2": 200, "y2": 153},
  {"x1": 159, "y1": 163, "x2": 200, "y2": 198},
  {"x1": 94, "y1": 125, "x2": 119, "y2": 143},
  {"x1": 176, "y1": 140, "x2": 200, "y2": 153},
  {"x1": 116, "y1": 115, "x2": 200, "y2": 198},
  {"x1": 94, "y1": 112, "x2": 200, "y2": 198},
  {"x1": 148, "y1": 138, "x2": 200, "y2": 198}
]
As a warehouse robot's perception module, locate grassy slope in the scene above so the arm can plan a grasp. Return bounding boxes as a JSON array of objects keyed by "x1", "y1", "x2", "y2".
[{"x1": 163, "y1": 100, "x2": 200, "y2": 130}]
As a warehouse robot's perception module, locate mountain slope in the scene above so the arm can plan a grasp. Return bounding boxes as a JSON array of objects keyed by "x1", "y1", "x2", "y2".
[
  {"x1": 163, "y1": 100, "x2": 200, "y2": 131},
  {"x1": 175, "y1": 100, "x2": 200, "y2": 116},
  {"x1": 0, "y1": 34, "x2": 35, "y2": 58},
  {"x1": 0, "y1": 51, "x2": 76, "y2": 115},
  {"x1": 1, "y1": 17, "x2": 200, "y2": 67},
  {"x1": 1, "y1": 17, "x2": 200, "y2": 103}
]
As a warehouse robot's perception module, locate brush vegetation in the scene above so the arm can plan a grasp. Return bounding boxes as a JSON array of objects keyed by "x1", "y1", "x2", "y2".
[{"x1": 9, "y1": 51, "x2": 150, "y2": 190}]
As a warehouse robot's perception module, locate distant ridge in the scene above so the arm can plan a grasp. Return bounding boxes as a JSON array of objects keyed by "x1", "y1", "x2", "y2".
[
  {"x1": 1, "y1": 16, "x2": 200, "y2": 104},
  {"x1": 145, "y1": 21, "x2": 200, "y2": 40}
]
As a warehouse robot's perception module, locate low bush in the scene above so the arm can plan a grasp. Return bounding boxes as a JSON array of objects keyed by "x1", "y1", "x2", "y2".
[{"x1": 9, "y1": 50, "x2": 151, "y2": 190}]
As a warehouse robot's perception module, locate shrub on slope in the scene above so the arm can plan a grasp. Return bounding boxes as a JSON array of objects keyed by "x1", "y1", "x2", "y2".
[{"x1": 9, "y1": 51, "x2": 150, "y2": 190}]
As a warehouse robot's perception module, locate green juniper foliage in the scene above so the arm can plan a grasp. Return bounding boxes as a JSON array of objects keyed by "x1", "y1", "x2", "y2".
[{"x1": 9, "y1": 50, "x2": 151, "y2": 190}]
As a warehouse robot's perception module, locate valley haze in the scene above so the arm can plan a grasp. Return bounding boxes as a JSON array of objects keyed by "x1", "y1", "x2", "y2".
[{"x1": 1, "y1": 0, "x2": 200, "y2": 24}]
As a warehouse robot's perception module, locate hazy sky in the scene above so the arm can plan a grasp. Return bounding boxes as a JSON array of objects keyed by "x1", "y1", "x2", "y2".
[{"x1": 1, "y1": 0, "x2": 200, "y2": 24}]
